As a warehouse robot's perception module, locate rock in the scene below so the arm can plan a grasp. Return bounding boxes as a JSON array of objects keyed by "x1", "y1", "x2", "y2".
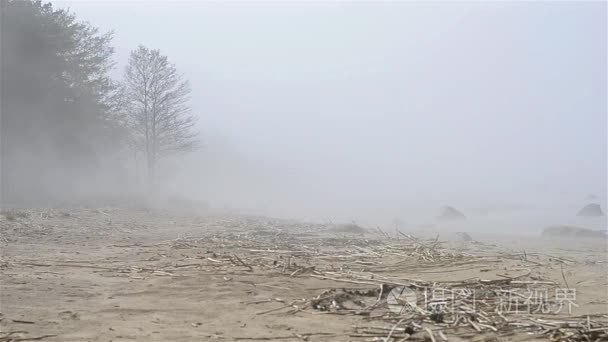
[
  {"x1": 577, "y1": 203, "x2": 604, "y2": 217},
  {"x1": 437, "y1": 206, "x2": 466, "y2": 220},
  {"x1": 328, "y1": 223, "x2": 367, "y2": 234},
  {"x1": 542, "y1": 225, "x2": 606, "y2": 239},
  {"x1": 587, "y1": 194, "x2": 598, "y2": 200},
  {"x1": 454, "y1": 232, "x2": 472, "y2": 241}
]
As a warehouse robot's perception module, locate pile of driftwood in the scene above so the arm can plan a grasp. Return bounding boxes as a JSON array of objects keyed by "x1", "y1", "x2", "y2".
[
  {"x1": 298, "y1": 281, "x2": 607, "y2": 341},
  {"x1": 3, "y1": 213, "x2": 606, "y2": 341},
  {"x1": 155, "y1": 222, "x2": 608, "y2": 342}
]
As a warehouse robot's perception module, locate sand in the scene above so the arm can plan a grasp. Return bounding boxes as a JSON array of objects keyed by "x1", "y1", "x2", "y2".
[{"x1": 0, "y1": 208, "x2": 606, "y2": 341}]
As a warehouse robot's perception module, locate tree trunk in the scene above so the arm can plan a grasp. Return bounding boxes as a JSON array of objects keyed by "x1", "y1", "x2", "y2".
[{"x1": 147, "y1": 152, "x2": 156, "y2": 194}]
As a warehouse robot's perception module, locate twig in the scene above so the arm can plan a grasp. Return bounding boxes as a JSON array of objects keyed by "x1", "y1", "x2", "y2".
[
  {"x1": 386, "y1": 318, "x2": 407, "y2": 341},
  {"x1": 425, "y1": 327, "x2": 436, "y2": 342},
  {"x1": 233, "y1": 254, "x2": 253, "y2": 271},
  {"x1": 9, "y1": 335, "x2": 58, "y2": 341},
  {"x1": 560, "y1": 264, "x2": 570, "y2": 289}
]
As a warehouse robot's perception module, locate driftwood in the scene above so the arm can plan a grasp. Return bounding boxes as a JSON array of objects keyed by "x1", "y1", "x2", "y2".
[
  {"x1": 120, "y1": 222, "x2": 605, "y2": 341},
  {"x1": 2, "y1": 210, "x2": 606, "y2": 342}
]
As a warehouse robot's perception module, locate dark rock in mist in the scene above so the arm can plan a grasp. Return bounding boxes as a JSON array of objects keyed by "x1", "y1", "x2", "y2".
[
  {"x1": 328, "y1": 223, "x2": 367, "y2": 234},
  {"x1": 542, "y1": 225, "x2": 607, "y2": 239},
  {"x1": 437, "y1": 206, "x2": 466, "y2": 221},
  {"x1": 454, "y1": 232, "x2": 473, "y2": 241},
  {"x1": 576, "y1": 203, "x2": 604, "y2": 217}
]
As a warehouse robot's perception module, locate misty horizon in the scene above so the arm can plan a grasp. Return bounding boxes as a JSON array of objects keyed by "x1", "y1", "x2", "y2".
[
  {"x1": 1, "y1": 3, "x2": 607, "y2": 341},
  {"x1": 4, "y1": 1, "x2": 607, "y2": 231}
]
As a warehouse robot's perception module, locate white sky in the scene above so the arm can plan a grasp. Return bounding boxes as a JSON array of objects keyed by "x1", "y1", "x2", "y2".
[{"x1": 55, "y1": 1, "x2": 607, "y2": 223}]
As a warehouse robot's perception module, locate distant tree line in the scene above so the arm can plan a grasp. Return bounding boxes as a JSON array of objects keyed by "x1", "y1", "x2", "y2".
[{"x1": 0, "y1": 0, "x2": 198, "y2": 205}]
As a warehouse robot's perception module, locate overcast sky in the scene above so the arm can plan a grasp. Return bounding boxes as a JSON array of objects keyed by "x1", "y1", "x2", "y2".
[{"x1": 54, "y1": 1, "x2": 606, "y2": 223}]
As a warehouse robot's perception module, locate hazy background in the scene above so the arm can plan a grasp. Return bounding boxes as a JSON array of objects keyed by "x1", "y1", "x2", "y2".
[{"x1": 50, "y1": 1, "x2": 606, "y2": 232}]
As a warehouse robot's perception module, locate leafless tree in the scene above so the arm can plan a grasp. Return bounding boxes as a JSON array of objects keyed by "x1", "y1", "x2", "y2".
[{"x1": 124, "y1": 45, "x2": 199, "y2": 187}]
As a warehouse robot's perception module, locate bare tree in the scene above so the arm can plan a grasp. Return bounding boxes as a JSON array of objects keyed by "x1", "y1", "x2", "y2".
[{"x1": 124, "y1": 45, "x2": 199, "y2": 188}]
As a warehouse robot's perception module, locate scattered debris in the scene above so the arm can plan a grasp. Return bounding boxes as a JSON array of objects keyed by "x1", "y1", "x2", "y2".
[{"x1": 2, "y1": 208, "x2": 606, "y2": 341}]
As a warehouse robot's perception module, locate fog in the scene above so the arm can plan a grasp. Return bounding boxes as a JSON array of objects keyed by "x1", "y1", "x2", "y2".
[{"x1": 6, "y1": 1, "x2": 608, "y2": 233}]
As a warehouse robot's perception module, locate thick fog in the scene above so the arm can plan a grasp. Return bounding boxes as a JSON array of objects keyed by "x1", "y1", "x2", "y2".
[{"x1": 12, "y1": 1, "x2": 608, "y2": 232}]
